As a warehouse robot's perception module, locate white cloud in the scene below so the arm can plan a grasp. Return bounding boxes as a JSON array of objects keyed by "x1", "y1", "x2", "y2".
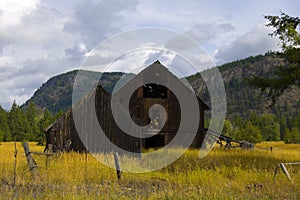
[
  {"x1": 0, "y1": 56, "x2": 13, "y2": 67},
  {"x1": 215, "y1": 24, "x2": 280, "y2": 64},
  {"x1": 0, "y1": 0, "x2": 38, "y2": 27},
  {"x1": 186, "y1": 22, "x2": 235, "y2": 44},
  {"x1": 63, "y1": 0, "x2": 139, "y2": 48}
]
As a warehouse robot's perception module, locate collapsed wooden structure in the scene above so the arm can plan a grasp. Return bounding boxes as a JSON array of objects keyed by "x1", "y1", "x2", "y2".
[
  {"x1": 206, "y1": 128, "x2": 255, "y2": 149},
  {"x1": 45, "y1": 61, "x2": 209, "y2": 153}
]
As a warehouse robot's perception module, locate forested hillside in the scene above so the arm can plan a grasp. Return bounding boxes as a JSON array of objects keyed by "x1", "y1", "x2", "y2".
[
  {"x1": 22, "y1": 70, "x2": 126, "y2": 113},
  {"x1": 188, "y1": 53, "x2": 300, "y2": 117},
  {"x1": 188, "y1": 53, "x2": 300, "y2": 143}
]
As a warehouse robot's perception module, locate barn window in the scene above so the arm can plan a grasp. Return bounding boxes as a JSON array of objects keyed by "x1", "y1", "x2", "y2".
[{"x1": 143, "y1": 83, "x2": 167, "y2": 98}]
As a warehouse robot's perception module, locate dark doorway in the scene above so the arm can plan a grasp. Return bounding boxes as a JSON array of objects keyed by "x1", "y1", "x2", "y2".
[{"x1": 144, "y1": 134, "x2": 165, "y2": 148}]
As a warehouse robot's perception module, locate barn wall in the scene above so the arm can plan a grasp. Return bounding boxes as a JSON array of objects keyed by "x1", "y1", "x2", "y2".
[
  {"x1": 45, "y1": 86, "x2": 142, "y2": 153},
  {"x1": 45, "y1": 62, "x2": 209, "y2": 153},
  {"x1": 128, "y1": 86, "x2": 206, "y2": 149},
  {"x1": 45, "y1": 85, "x2": 207, "y2": 153}
]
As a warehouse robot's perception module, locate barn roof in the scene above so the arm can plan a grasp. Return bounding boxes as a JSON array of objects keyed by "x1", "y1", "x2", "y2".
[{"x1": 112, "y1": 60, "x2": 209, "y2": 110}]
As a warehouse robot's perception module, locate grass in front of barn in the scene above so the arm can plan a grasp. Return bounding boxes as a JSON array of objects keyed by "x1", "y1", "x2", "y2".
[{"x1": 0, "y1": 142, "x2": 299, "y2": 199}]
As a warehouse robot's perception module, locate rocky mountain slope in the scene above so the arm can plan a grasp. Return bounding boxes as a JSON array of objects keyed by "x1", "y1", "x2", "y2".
[
  {"x1": 22, "y1": 70, "x2": 126, "y2": 113},
  {"x1": 187, "y1": 54, "x2": 300, "y2": 118}
]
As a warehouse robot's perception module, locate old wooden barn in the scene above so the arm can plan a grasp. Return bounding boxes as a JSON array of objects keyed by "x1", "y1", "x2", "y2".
[{"x1": 45, "y1": 61, "x2": 209, "y2": 153}]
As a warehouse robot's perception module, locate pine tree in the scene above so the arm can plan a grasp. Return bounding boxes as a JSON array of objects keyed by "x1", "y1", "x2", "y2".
[
  {"x1": 285, "y1": 127, "x2": 300, "y2": 143},
  {"x1": 297, "y1": 111, "x2": 300, "y2": 130},
  {"x1": 26, "y1": 101, "x2": 39, "y2": 140},
  {"x1": 37, "y1": 110, "x2": 53, "y2": 145},
  {"x1": 249, "y1": 111, "x2": 259, "y2": 126},
  {"x1": 240, "y1": 122, "x2": 262, "y2": 143},
  {"x1": 8, "y1": 101, "x2": 29, "y2": 141},
  {"x1": 8, "y1": 101, "x2": 19, "y2": 140},
  {"x1": 279, "y1": 116, "x2": 287, "y2": 140},
  {"x1": 232, "y1": 128, "x2": 242, "y2": 141},
  {"x1": 284, "y1": 128, "x2": 292, "y2": 143},
  {"x1": 259, "y1": 114, "x2": 280, "y2": 141},
  {"x1": 290, "y1": 127, "x2": 300, "y2": 143},
  {"x1": 222, "y1": 120, "x2": 232, "y2": 137},
  {"x1": 234, "y1": 114, "x2": 245, "y2": 128},
  {"x1": 0, "y1": 106, "x2": 10, "y2": 141}
]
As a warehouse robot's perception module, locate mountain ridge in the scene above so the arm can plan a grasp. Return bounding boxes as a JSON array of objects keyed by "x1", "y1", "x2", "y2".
[{"x1": 22, "y1": 54, "x2": 300, "y2": 118}]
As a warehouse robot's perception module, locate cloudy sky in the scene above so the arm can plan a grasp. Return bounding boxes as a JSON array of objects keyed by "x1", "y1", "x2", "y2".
[{"x1": 0, "y1": 0, "x2": 299, "y2": 110}]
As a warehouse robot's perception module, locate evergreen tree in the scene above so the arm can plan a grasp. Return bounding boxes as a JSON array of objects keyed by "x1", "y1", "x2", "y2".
[
  {"x1": 284, "y1": 127, "x2": 300, "y2": 143},
  {"x1": 259, "y1": 114, "x2": 280, "y2": 141},
  {"x1": 37, "y1": 110, "x2": 53, "y2": 145},
  {"x1": 26, "y1": 101, "x2": 39, "y2": 140},
  {"x1": 8, "y1": 101, "x2": 19, "y2": 140},
  {"x1": 8, "y1": 101, "x2": 29, "y2": 141},
  {"x1": 234, "y1": 114, "x2": 245, "y2": 128},
  {"x1": 279, "y1": 116, "x2": 287, "y2": 140},
  {"x1": 290, "y1": 127, "x2": 300, "y2": 143},
  {"x1": 222, "y1": 120, "x2": 233, "y2": 137},
  {"x1": 0, "y1": 106, "x2": 10, "y2": 141},
  {"x1": 232, "y1": 127, "x2": 242, "y2": 141},
  {"x1": 249, "y1": 111, "x2": 259, "y2": 126},
  {"x1": 297, "y1": 111, "x2": 300, "y2": 129},
  {"x1": 284, "y1": 128, "x2": 292, "y2": 143},
  {"x1": 240, "y1": 122, "x2": 262, "y2": 143}
]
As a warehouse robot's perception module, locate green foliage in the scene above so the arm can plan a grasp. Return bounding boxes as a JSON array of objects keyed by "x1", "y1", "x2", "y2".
[
  {"x1": 37, "y1": 110, "x2": 53, "y2": 145},
  {"x1": 2, "y1": 100, "x2": 54, "y2": 143},
  {"x1": 26, "y1": 101, "x2": 39, "y2": 141},
  {"x1": 284, "y1": 127, "x2": 300, "y2": 144},
  {"x1": 259, "y1": 114, "x2": 280, "y2": 141},
  {"x1": 221, "y1": 119, "x2": 233, "y2": 137},
  {"x1": 247, "y1": 13, "x2": 300, "y2": 105},
  {"x1": 265, "y1": 12, "x2": 300, "y2": 50},
  {"x1": 225, "y1": 108, "x2": 300, "y2": 143},
  {"x1": 279, "y1": 116, "x2": 287, "y2": 140},
  {"x1": 249, "y1": 111, "x2": 259, "y2": 125},
  {"x1": 237, "y1": 122, "x2": 262, "y2": 143},
  {"x1": 0, "y1": 106, "x2": 10, "y2": 142},
  {"x1": 228, "y1": 113, "x2": 286, "y2": 143},
  {"x1": 8, "y1": 101, "x2": 26, "y2": 141},
  {"x1": 22, "y1": 70, "x2": 125, "y2": 114}
]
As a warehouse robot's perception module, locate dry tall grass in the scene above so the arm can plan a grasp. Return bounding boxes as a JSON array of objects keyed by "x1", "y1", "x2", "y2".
[{"x1": 0, "y1": 142, "x2": 299, "y2": 199}]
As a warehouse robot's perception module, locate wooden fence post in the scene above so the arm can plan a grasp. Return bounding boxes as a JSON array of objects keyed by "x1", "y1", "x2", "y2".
[
  {"x1": 274, "y1": 162, "x2": 300, "y2": 181},
  {"x1": 279, "y1": 163, "x2": 291, "y2": 181},
  {"x1": 13, "y1": 139, "x2": 17, "y2": 186},
  {"x1": 114, "y1": 152, "x2": 121, "y2": 180},
  {"x1": 22, "y1": 142, "x2": 38, "y2": 178}
]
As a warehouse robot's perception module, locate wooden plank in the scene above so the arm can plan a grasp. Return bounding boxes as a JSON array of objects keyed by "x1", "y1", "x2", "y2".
[
  {"x1": 274, "y1": 162, "x2": 300, "y2": 181},
  {"x1": 114, "y1": 152, "x2": 121, "y2": 180},
  {"x1": 280, "y1": 163, "x2": 291, "y2": 180},
  {"x1": 22, "y1": 142, "x2": 38, "y2": 179}
]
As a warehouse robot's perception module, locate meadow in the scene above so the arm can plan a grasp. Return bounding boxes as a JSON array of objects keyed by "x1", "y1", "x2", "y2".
[{"x1": 0, "y1": 142, "x2": 299, "y2": 199}]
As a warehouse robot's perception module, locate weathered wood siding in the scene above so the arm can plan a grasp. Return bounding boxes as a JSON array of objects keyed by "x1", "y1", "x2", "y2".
[
  {"x1": 46, "y1": 86, "x2": 141, "y2": 153},
  {"x1": 45, "y1": 62, "x2": 209, "y2": 153}
]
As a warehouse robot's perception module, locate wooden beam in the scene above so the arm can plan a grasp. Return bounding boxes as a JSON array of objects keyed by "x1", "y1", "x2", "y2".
[
  {"x1": 22, "y1": 142, "x2": 38, "y2": 179},
  {"x1": 114, "y1": 152, "x2": 121, "y2": 180}
]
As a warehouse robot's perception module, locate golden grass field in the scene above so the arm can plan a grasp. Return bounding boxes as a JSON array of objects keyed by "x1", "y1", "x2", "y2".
[{"x1": 0, "y1": 142, "x2": 299, "y2": 199}]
